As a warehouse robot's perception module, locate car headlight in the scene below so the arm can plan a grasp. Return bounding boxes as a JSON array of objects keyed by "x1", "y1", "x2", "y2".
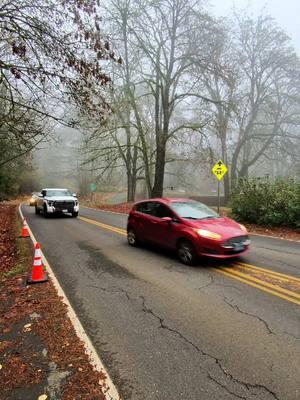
[
  {"x1": 238, "y1": 223, "x2": 248, "y2": 232},
  {"x1": 193, "y1": 229, "x2": 222, "y2": 240}
]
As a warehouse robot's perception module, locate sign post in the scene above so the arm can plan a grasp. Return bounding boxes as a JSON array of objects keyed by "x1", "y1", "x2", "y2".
[
  {"x1": 212, "y1": 160, "x2": 228, "y2": 214},
  {"x1": 90, "y1": 183, "x2": 97, "y2": 202}
]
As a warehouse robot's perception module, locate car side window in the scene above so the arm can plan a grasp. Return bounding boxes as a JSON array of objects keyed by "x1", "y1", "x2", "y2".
[
  {"x1": 153, "y1": 203, "x2": 174, "y2": 218},
  {"x1": 136, "y1": 202, "x2": 156, "y2": 215}
]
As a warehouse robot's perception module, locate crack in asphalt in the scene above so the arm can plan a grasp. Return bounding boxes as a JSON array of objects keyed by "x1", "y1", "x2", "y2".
[
  {"x1": 139, "y1": 295, "x2": 279, "y2": 400},
  {"x1": 223, "y1": 297, "x2": 273, "y2": 335},
  {"x1": 196, "y1": 273, "x2": 243, "y2": 295},
  {"x1": 88, "y1": 284, "x2": 131, "y2": 301},
  {"x1": 196, "y1": 274, "x2": 214, "y2": 291},
  {"x1": 200, "y1": 272, "x2": 244, "y2": 293}
]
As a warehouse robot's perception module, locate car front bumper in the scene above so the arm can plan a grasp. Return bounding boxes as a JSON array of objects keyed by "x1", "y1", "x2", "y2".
[
  {"x1": 194, "y1": 236, "x2": 250, "y2": 259},
  {"x1": 46, "y1": 204, "x2": 79, "y2": 214},
  {"x1": 197, "y1": 246, "x2": 250, "y2": 259}
]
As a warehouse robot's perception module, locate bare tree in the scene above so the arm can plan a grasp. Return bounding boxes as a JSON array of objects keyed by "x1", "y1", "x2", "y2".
[
  {"x1": 0, "y1": 0, "x2": 113, "y2": 165},
  {"x1": 230, "y1": 14, "x2": 300, "y2": 183},
  {"x1": 192, "y1": 13, "x2": 300, "y2": 195},
  {"x1": 122, "y1": 0, "x2": 211, "y2": 196}
]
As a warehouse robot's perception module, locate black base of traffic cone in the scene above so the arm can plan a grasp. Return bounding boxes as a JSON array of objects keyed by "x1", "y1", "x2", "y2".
[{"x1": 27, "y1": 271, "x2": 48, "y2": 285}]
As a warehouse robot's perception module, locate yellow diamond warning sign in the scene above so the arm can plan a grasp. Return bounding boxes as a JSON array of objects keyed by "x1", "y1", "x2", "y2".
[{"x1": 212, "y1": 160, "x2": 228, "y2": 181}]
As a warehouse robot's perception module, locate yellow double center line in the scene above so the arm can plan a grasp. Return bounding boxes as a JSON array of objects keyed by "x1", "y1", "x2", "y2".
[
  {"x1": 79, "y1": 216, "x2": 127, "y2": 236},
  {"x1": 79, "y1": 215, "x2": 300, "y2": 306},
  {"x1": 213, "y1": 262, "x2": 300, "y2": 306}
]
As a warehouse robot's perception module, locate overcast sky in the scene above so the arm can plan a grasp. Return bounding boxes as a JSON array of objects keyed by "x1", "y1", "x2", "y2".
[{"x1": 211, "y1": 0, "x2": 300, "y2": 53}]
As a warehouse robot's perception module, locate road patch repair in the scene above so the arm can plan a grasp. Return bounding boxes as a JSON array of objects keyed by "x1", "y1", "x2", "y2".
[{"x1": 0, "y1": 202, "x2": 120, "y2": 400}]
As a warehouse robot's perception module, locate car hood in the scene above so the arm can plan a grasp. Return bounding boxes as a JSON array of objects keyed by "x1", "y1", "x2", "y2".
[
  {"x1": 45, "y1": 196, "x2": 76, "y2": 201},
  {"x1": 186, "y1": 217, "x2": 247, "y2": 239}
]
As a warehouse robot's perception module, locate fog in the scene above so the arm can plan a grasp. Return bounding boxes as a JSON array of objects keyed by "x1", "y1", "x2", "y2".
[
  {"x1": 3, "y1": 0, "x2": 299, "y2": 202},
  {"x1": 211, "y1": 0, "x2": 300, "y2": 54},
  {"x1": 33, "y1": 127, "x2": 81, "y2": 193}
]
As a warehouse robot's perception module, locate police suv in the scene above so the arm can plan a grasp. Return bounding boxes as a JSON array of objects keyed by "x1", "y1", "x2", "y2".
[{"x1": 35, "y1": 188, "x2": 79, "y2": 218}]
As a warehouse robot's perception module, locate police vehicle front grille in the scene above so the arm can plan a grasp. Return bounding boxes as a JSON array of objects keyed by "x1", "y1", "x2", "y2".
[{"x1": 53, "y1": 201, "x2": 74, "y2": 210}]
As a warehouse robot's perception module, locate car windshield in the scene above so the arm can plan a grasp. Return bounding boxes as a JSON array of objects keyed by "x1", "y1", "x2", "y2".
[
  {"x1": 170, "y1": 201, "x2": 219, "y2": 220},
  {"x1": 46, "y1": 190, "x2": 72, "y2": 197}
]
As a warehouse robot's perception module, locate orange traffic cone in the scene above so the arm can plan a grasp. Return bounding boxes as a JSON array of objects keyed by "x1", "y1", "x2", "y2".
[
  {"x1": 27, "y1": 243, "x2": 48, "y2": 284},
  {"x1": 22, "y1": 224, "x2": 30, "y2": 238}
]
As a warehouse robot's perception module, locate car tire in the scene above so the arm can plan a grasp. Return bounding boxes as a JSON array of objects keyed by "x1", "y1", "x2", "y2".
[
  {"x1": 72, "y1": 212, "x2": 78, "y2": 218},
  {"x1": 127, "y1": 228, "x2": 139, "y2": 246},
  {"x1": 177, "y1": 239, "x2": 197, "y2": 265},
  {"x1": 43, "y1": 205, "x2": 49, "y2": 218},
  {"x1": 35, "y1": 205, "x2": 40, "y2": 215}
]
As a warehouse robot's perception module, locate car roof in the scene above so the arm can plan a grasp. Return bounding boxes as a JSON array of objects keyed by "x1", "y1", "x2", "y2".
[{"x1": 134, "y1": 198, "x2": 195, "y2": 205}]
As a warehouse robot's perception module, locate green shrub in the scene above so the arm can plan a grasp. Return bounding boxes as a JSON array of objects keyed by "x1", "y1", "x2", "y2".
[{"x1": 230, "y1": 177, "x2": 300, "y2": 230}]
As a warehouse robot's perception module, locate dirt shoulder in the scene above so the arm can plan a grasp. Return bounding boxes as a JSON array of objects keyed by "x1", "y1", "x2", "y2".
[
  {"x1": 0, "y1": 202, "x2": 110, "y2": 400},
  {"x1": 82, "y1": 201, "x2": 300, "y2": 242}
]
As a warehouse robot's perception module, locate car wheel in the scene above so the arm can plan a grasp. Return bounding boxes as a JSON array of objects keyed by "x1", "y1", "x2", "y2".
[
  {"x1": 127, "y1": 228, "x2": 139, "y2": 246},
  {"x1": 72, "y1": 212, "x2": 78, "y2": 218},
  {"x1": 43, "y1": 205, "x2": 49, "y2": 218},
  {"x1": 35, "y1": 205, "x2": 40, "y2": 215},
  {"x1": 177, "y1": 240, "x2": 197, "y2": 265}
]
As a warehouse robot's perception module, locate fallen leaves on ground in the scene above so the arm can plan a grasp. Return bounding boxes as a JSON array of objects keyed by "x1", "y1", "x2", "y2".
[
  {"x1": 88, "y1": 202, "x2": 134, "y2": 214},
  {"x1": 244, "y1": 223, "x2": 300, "y2": 241},
  {"x1": 0, "y1": 202, "x2": 110, "y2": 399},
  {"x1": 0, "y1": 203, "x2": 17, "y2": 275}
]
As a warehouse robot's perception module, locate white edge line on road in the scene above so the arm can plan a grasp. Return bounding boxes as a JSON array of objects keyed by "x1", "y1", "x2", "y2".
[
  {"x1": 19, "y1": 204, "x2": 121, "y2": 400},
  {"x1": 249, "y1": 232, "x2": 300, "y2": 243}
]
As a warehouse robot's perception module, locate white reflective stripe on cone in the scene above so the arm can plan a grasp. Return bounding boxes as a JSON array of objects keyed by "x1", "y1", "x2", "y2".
[{"x1": 34, "y1": 248, "x2": 42, "y2": 258}]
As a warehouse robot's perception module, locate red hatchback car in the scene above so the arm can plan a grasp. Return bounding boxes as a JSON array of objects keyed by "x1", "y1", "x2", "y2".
[{"x1": 127, "y1": 198, "x2": 250, "y2": 265}]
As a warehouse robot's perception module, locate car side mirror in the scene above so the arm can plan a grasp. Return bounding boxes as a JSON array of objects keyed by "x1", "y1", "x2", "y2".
[
  {"x1": 161, "y1": 217, "x2": 172, "y2": 223},
  {"x1": 72, "y1": 193, "x2": 77, "y2": 197}
]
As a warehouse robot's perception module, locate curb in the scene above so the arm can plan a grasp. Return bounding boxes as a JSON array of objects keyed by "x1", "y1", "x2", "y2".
[{"x1": 19, "y1": 205, "x2": 121, "y2": 400}]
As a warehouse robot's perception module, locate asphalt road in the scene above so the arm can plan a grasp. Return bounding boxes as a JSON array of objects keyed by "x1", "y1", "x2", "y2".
[{"x1": 22, "y1": 205, "x2": 300, "y2": 400}]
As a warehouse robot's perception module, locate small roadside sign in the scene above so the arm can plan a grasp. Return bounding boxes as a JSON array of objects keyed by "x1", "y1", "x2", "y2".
[
  {"x1": 90, "y1": 183, "x2": 97, "y2": 193},
  {"x1": 212, "y1": 160, "x2": 228, "y2": 213},
  {"x1": 212, "y1": 160, "x2": 228, "y2": 181}
]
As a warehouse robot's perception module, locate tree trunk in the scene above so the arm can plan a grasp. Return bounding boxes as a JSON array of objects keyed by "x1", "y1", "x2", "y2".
[
  {"x1": 223, "y1": 174, "x2": 230, "y2": 203},
  {"x1": 151, "y1": 136, "x2": 166, "y2": 197}
]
